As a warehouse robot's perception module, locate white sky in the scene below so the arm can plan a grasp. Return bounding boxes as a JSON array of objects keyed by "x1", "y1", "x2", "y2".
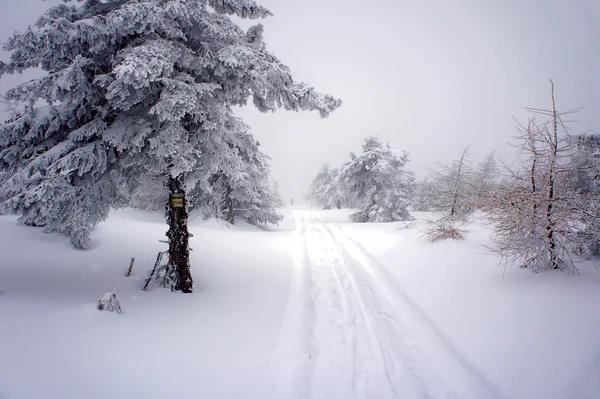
[{"x1": 2, "y1": 0, "x2": 600, "y2": 202}]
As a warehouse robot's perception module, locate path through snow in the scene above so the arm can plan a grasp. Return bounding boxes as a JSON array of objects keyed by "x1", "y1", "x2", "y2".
[{"x1": 270, "y1": 210, "x2": 505, "y2": 399}]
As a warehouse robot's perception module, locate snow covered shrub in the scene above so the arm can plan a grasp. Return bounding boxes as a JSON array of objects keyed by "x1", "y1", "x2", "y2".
[
  {"x1": 421, "y1": 218, "x2": 466, "y2": 242},
  {"x1": 97, "y1": 291, "x2": 122, "y2": 314},
  {"x1": 397, "y1": 221, "x2": 415, "y2": 230}
]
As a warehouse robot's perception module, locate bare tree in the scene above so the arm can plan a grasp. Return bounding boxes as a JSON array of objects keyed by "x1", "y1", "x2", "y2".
[
  {"x1": 429, "y1": 147, "x2": 474, "y2": 220},
  {"x1": 471, "y1": 151, "x2": 499, "y2": 210},
  {"x1": 483, "y1": 80, "x2": 599, "y2": 274},
  {"x1": 421, "y1": 147, "x2": 473, "y2": 242}
]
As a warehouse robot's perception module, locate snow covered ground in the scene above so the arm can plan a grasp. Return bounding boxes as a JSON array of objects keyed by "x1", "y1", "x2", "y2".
[{"x1": 1, "y1": 208, "x2": 600, "y2": 399}]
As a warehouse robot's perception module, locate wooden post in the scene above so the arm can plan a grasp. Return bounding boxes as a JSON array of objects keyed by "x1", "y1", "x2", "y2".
[
  {"x1": 125, "y1": 257, "x2": 135, "y2": 277},
  {"x1": 143, "y1": 251, "x2": 164, "y2": 291}
]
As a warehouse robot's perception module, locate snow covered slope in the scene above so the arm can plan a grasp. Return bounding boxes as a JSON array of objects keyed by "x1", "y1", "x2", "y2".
[{"x1": 1, "y1": 208, "x2": 599, "y2": 398}]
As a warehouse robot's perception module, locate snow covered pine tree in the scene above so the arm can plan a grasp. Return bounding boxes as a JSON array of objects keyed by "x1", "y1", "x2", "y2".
[
  {"x1": 191, "y1": 118, "x2": 284, "y2": 226},
  {"x1": 306, "y1": 164, "x2": 335, "y2": 209},
  {"x1": 340, "y1": 136, "x2": 415, "y2": 222},
  {"x1": 0, "y1": 0, "x2": 341, "y2": 293},
  {"x1": 271, "y1": 181, "x2": 286, "y2": 208}
]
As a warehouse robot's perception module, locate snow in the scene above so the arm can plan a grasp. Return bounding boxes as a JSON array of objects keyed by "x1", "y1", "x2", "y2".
[{"x1": 1, "y1": 208, "x2": 600, "y2": 398}]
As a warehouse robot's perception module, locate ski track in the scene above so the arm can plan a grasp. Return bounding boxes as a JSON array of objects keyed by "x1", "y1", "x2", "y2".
[{"x1": 272, "y1": 210, "x2": 506, "y2": 399}]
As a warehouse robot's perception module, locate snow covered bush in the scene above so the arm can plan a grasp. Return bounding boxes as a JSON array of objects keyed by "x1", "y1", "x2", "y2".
[
  {"x1": 421, "y1": 217, "x2": 466, "y2": 242},
  {"x1": 97, "y1": 291, "x2": 122, "y2": 314}
]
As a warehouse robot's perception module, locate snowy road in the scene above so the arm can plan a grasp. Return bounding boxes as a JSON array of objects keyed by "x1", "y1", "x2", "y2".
[{"x1": 270, "y1": 210, "x2": 505, "y2": 399}]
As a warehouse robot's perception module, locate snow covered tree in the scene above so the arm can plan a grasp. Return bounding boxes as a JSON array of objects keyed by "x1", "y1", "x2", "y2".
[
  {"x1": 131, "y1": 170, "x2": 168, "y2": 211},
  {"x1": 0, "y1": 0, "x2": 341, "y2": 293},
  {"x1": 566, "y1": 134, "x2": 600, "y2": 259},
  {"x1": 411, "y1": 178, "x2": 439, "y2": 212},
  {"x1": 322, "y1": 168, "x2": 352, "y2": 210},
  {"x1": 471, "y1": 152, "x2": 499, "y2": 209},
  {"x1": 271, "y1": 181, "x2": 286, "y2": 208},
  {"x1": 428, "y1": 147, "x2": 474, "y2": 220},
  {"x1": 483, "y1": 81, "x2": 600, "y2": 273},
  {"x1": 201, "y1": 121, "x2": 283, "y2": 226},
  {"x1": 132, "y1": 110, "x2": 284, "y2": 228},
  {"x1": 306, "y1": 164, "x2": 353, "y2": 210},
  {"x1": 340, "y1": 136, "x2": 415, "y2": 222},
  {"x1": 306, "y1": 164, "x2": 334, "y2": 209}
]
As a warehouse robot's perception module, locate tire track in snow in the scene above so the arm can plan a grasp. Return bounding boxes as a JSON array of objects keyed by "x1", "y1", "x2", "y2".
[
  {"x1": 275, "y1": 211, "x2": 504, "y2": 398},
  {"x1": 317, "y1": 220, "x2": 433, "y2": 399},
  {"x1": 304, "y1": 211, "x2": 429, "y2": 399},
  {"x1": 314, "y1": 223, "x2": 397, "y2": 398},
  {"x1": 269, "y1": 211, "x2": 317, "y2": 399},
  {"x1": 326, "y1": 222, "x2": 508, "y2": 399},
  {"x1": 301, "y1": 211, "x2": 358, "y2": 398}
]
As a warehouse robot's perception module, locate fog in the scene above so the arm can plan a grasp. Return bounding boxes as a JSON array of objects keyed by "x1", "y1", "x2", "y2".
[{"x1": 2, "y1": 0, "x2": 600, "y2": 203}]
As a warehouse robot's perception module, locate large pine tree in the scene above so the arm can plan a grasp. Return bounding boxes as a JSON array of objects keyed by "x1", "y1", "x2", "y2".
[{"x1": 0, "y1": 0, "x2": 340, "y2": 292}]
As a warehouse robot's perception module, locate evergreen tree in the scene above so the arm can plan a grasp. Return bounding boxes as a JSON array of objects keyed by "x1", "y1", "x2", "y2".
[
  {"x1": 0, "y1": 0, "x2": 341, "y2": 292},
  {"x1": 271, "y1": 181, "x2": 286, "y2": 208},
  {"x1": 340, "y1": 136, "x2": 415, "y2": 222},
  {"x1": 204, "y1": 120, "x2": 283, "y2": 226},
  {"x1": 566, "y1": 134, "x2": 600, "y2": 259},
  {"x1": 472, "y1": 152, "x2": 499, "y2": 209},
  {"x1": 322, "y1": 168, "x2": 350, "y2": 210},
  {"x1": 306, "y1": 164, "x2": 353, "y2": 210},
  {"x1": 306, "y1": 164, "x2": 334, "y2": 209},
  {"x1": 412, "y1": 178, "x2": 439, "y2": 212},
  {"x1": 131, "y1": 170, "x2": 168, "y2": 212}
]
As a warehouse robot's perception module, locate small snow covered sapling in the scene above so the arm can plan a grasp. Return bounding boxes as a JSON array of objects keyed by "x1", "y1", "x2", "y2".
[
  {"x1": 419, "y1": 147, "x2": 475, "y2": 242},
  {"x1": 97, "y1": 291, "x2": 122, "y2": 314}
]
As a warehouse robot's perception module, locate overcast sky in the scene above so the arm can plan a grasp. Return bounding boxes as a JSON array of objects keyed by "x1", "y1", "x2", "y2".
[{"x1": 2, "y1": 0, "x2": 600, "y2": 203}]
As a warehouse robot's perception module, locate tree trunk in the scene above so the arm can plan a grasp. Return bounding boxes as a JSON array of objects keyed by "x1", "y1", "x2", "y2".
[
  {"x1": 167, "y1": 174, "x2": 193, "y2": 293},
  {"x1": 546, "y1": 79, "x2": 559, "y2": 270},
  {"x1": 449, "y1": 147, "x2": 469, "y2": 218},
  {"x1": 222, "y1": 184, "x2": 235, "y2": 225}
]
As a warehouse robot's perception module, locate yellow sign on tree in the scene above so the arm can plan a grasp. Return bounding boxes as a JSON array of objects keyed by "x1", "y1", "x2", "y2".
[{"x1": 170, "y1": 194, "x2": 184, "y2": 208}]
